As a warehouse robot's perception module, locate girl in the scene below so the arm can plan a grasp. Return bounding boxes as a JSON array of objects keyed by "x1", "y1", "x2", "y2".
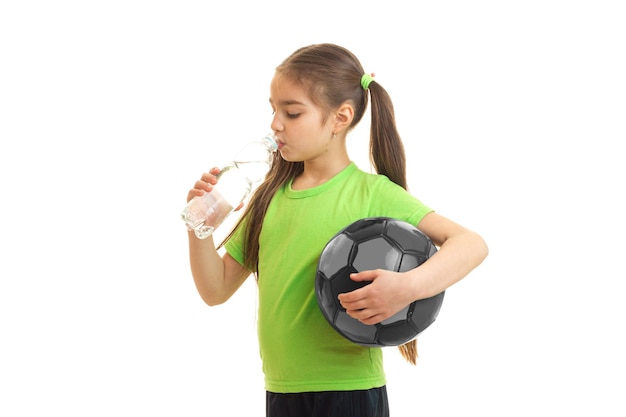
[{"x1": 186, "y1": 43, "x2": 488, "y2": 417}]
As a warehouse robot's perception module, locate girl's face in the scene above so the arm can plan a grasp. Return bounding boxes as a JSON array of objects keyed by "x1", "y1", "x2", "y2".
[{"x1": 269, "y1": 74, "x2": 336, "y2": 163}]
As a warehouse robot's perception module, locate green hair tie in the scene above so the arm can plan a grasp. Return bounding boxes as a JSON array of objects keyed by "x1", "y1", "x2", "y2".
[{"x1": 361, "y1": 73, "x2": 375, "y2": 90}]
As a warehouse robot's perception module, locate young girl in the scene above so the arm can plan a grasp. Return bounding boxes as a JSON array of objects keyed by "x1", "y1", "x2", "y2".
[{"x1": 186, "y1": 43, "x2": 488, "y2": 417}]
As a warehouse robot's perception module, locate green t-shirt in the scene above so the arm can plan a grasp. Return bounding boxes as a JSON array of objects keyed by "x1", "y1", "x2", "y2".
[{"x1": 225, "y1": 162, "x2": 432, "y2": 393}]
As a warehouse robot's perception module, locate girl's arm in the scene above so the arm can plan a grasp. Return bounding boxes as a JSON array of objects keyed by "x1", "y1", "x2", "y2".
[
  {"x1": 188, "y1": 232, "x2": 251, "y2": 306},
  {"x1": 185, "y1": 167, "x2": 252, "y2": 306},
  {"x1": 408, "y1": 211, "x2": 489, "y2": 299},
  {"x1": 339, "y1": 211, "x2": 488, "y2": 324}
]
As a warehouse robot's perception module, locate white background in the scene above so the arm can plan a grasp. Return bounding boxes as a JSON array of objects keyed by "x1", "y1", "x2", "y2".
[{"x1": 1, "y1": 1, "x2": 624, "y2": 416}]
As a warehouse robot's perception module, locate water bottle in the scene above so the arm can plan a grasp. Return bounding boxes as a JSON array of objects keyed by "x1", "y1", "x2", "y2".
[{"x1": 181, "y1": 133, "x2": 278, "y2": 239}]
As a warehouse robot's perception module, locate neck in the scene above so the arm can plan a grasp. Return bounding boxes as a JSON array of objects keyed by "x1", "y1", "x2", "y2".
[{"x1": 292, "y1": 157, "x2": 351, "y2": 190}]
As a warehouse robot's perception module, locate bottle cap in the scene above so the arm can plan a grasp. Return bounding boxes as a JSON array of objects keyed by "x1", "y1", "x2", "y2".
[{"x1": 264, "y1": 133, "x2": 279, "y2": 151}]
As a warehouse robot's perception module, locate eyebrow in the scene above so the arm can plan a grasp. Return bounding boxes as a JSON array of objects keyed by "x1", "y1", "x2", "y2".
[{"x1": 269, "y1": 98, "x2": 306, "y2": 106}]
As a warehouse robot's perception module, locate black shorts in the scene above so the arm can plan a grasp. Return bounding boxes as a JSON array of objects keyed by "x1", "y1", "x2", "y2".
[{"x1": 266, "y1": 386, "x2": 389, "y2": 417}]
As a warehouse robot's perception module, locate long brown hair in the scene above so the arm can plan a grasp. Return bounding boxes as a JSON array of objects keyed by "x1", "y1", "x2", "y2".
[{"x1": 220, "y1": 43, "x2": 417, "y2": 364}]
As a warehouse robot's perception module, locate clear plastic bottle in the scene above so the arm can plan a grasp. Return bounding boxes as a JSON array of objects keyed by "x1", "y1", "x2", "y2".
[{"x1": 181, "y1": 133, "x2": 278, "y2": 239}]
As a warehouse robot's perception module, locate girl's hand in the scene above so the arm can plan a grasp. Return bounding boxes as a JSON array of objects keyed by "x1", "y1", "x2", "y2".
[
  {"x1": 337, "y1": 269, "x2": 416, "y2": 325},
  {"x1": 187, "y1": 167, "x2": 221, "y2": 202},
  {"x1": 186, "y1": 167, "x2": 244, "y2": 211}
]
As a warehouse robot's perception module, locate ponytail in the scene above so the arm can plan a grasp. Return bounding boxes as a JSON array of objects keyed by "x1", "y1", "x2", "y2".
[
  {"x1": 368, "y1": 81, "x2": 407, "y2": 190},
  {"x1": 368, "y1": 80, "x2": 417, "y2": 365}
]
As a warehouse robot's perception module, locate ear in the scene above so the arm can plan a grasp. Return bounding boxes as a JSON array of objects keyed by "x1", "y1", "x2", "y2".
[{"x1": 332, "y1": 102, "x2": 354, "y2": 134}]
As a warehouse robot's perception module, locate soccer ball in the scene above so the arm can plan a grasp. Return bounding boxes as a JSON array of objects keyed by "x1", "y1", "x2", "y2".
[{"x1": 315, "y1": 217, "x2": 445, "y2": 347}]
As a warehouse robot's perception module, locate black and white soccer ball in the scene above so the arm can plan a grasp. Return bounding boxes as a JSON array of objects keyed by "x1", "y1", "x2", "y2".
[{"x1": 315, "y1": 217, "x2": 445, "y2": 347}]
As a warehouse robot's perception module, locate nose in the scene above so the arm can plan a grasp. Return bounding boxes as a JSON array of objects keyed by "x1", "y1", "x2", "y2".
[{"x1": 270, "y1": 113, "x2": 283, "y2": 134}]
